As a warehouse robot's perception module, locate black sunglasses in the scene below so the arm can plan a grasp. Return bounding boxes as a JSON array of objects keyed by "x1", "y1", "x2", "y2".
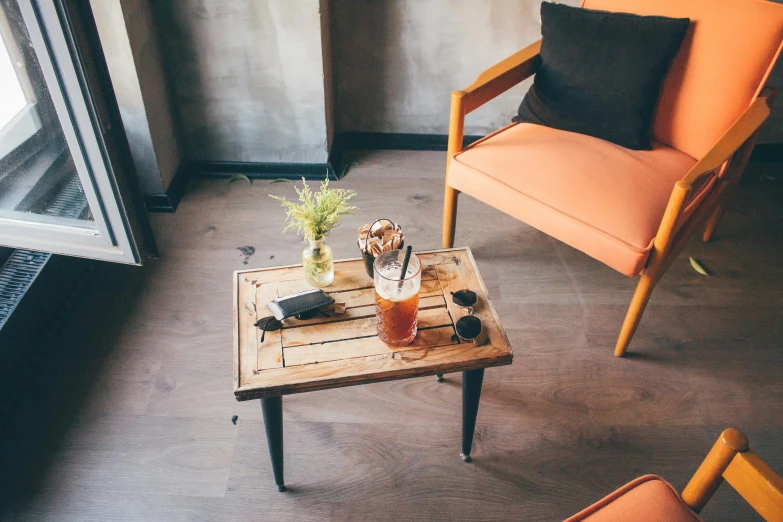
[
  {"x1": 450, "y1": 289, "x2": 483, "y2": 343},
  {"x1": 254, "y1": 309, "x2": 330, "y2": 343},
  {"x1": 254, "y1": 316, "x2": 283, "y2": 343}
]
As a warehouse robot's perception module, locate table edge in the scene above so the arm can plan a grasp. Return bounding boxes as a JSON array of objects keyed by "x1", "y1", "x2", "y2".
[
  {"x1": 234, "y1": 352, "x2": 512, "y2": 400},
  {"x1": 232, "y1": 247, "x2": 474, "y2": 277}
]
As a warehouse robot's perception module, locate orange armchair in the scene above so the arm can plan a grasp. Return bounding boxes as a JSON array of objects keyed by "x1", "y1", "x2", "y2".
[
  {"x1": 442, "y1": 0, "x2": 783, "y2": 356},
  {"x1": 564, "y1": 428, "x2": 783, "y2": 521}
]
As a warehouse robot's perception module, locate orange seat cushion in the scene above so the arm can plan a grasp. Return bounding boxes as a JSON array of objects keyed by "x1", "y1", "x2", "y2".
[
  {"x1": 582, "y1": 0, "x2": 783, "y2": 160},
  {"x1": 564, "y1": 475, "x2": 703, "y2": 522},
  {"x1": 447, "y1": 123, "x2": 697, "y2": 276}
]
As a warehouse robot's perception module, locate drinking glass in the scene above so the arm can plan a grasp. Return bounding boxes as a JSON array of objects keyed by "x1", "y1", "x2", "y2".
[{"x1": 373, "y1": 250, "x2": 421, "y2": 346}]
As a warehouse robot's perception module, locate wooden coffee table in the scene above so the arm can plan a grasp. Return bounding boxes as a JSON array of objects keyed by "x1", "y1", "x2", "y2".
[{"x1": 233, "y1": 247, "x2": 512, "y2": 491}]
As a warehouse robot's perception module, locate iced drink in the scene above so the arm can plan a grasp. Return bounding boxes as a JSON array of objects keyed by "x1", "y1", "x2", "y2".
[{"x1": 373, "y1": 250, "x2": 421, "y2": 346}]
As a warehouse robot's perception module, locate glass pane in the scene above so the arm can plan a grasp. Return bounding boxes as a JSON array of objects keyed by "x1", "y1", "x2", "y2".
[{"x1": 0, "y1": 0, "x2": 94, "y2": 226}]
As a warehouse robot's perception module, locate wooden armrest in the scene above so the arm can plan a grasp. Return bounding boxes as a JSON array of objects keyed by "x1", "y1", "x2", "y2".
[
  {"x1": 648, "y1": 88, "x2": 773, "y2": 266},
  {"x1": 677, "y1": 89, "x2": 773, "y2": 191},
  {"x1": 457, "y1": 39, "x2": 542, "y2": 114},
  {"x1": 682, "y1": 428, "x2": 749, "y2": 513},
  {"x1": 447, "y1": 40, "x2": 541, "y2": 159},
  {"x1": 682, "y1": 428, "x2": 783, "y2": 519}
]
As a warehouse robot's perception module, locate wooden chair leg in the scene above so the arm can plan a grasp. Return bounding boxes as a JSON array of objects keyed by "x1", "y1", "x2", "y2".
[
  {"x1": 442, "y1": 186, "x2": 459, "y2": 249},
  {"x1": 614, "y1": 271, "x2": 658, "y2": 357},
  {"x1": 703, "y1": 181, "x2": 740, "y2": 243},
  {"x1": 681, "y1": 428, "x2": 749, "y2": 513},
  {"x1": 704, "y1": 133, "x2": 757, "y2": 243},
  {"x1": 702, "y1": 200, "x2": 729, "y2": 243}
]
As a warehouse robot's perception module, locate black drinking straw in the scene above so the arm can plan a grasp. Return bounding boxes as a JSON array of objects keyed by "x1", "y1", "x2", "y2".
[{"x1": 398, "y1": 245, "x2": 413, "y2": 291}]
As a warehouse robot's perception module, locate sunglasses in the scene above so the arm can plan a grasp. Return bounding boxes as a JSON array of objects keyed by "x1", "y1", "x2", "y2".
[
  {"x1": 254, "y1": 316, "x2": 283, "y2": 343},
  {"x1": 254, "y1": 309, "x2": 330, "y2": 342},
  {"x1": 450, "y1": 289, "x2": 483, "y2": 344}
]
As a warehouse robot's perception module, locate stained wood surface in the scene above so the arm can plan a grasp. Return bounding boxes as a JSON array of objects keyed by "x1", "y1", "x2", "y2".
[
  {"x1": 233, "y1": 248, "x2": 513, "y2": 400},
  {"x1": 723, "y1": 451, "x2": 783, "y2": 521},
  {"x1": 2, "y1": 153, "x2": 782, "y2": 521}
]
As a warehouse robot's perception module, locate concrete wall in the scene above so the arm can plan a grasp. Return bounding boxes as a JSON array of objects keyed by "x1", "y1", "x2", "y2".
[
  {"x1": 320, "y1": 0, "x2": 335, "y2": 151},
  {"x1": 91, "y1": 0, "x2": 181, "y2": 194},
  {"x1": 150, "y1": 0, "x2": 331, "y2": 164},
  {"x1": 332, "y1": 0, "x2": 576, "y2": 136},
  {"x1": 99, "y1": 0, "x2": 781, "y2": 177},
  {"x1": 332, "y1": 0, "x2": 781, "y2": 142},
  {"x1": 121, "y1": 0, "x2": 181, "y2": 190}
]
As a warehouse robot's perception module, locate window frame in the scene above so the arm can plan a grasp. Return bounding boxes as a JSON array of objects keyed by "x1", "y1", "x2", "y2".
[{"x1": 0, "y1": 0, "x2": 142, "y2": 264}]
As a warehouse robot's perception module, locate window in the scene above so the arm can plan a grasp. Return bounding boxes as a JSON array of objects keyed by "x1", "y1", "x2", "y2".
[{"x1": 0, "y1": 0, "x2": 145, "y2": 264}]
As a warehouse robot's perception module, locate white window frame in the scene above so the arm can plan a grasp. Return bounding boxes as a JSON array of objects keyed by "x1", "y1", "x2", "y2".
[{"x1": 0, "y1": 0, "x2": 140, "y2": 264}]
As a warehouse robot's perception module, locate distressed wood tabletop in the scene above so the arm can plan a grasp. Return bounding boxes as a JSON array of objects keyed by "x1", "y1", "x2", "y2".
[{"x1": 233, "y1": 247, "x2": 512, "y2": 400}]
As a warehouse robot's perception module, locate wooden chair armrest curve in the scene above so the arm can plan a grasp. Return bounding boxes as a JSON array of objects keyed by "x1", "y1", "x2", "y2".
[
  {"x1": 681, "y1": 428, "x2": 749, "y2": 513},
  {"x1": 648, "y1": 90, "x2": 773, "y2": 268},
  {"x1": 679, "y1": 90, "x2": 772, "y2": 190},
  {"x1": 723, "y1": 451, "x2": 783, "y2": 521},
  {"x1": 459, "y1": 39, "x2": 542, "y2": 114}
]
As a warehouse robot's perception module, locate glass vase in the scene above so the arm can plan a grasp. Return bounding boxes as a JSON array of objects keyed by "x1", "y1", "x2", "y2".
[{"x1": 302, "y1": 238, "x2": 334, "y2": 287}]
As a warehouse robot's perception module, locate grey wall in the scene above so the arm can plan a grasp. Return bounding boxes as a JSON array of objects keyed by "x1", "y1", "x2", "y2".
[
  {"x1": 99, "y1": 0, "x2": 782, "y2": 178},
  {"x1": 91, "y1": 0, "x2": 181, "y2": 194},
  {"x1": 332, "y1": 0, "x2": 576, "y2": 136},
  {"x1": 332, "y1": 0, "x2": 781, "y2": 142},
  {"x1": 121, "y1": 0, "x2": 181, "y2": 190},
  {"x1": 320, "y1": 0, "x2": 335, "y2": 151},
  {"x1": 151, "y1": 0, "x2": 331, "y2": 164}
]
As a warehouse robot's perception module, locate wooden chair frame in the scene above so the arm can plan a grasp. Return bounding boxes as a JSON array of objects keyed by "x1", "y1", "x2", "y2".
[
  {"x1": 681, "y1": 428, "x2": 783, "y2": 520},
  {"x1": 442, "y1": 39, "x2": 775, "y2": 356}
]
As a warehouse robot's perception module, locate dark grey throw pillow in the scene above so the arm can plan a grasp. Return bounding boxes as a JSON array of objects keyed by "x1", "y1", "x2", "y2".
[{"x1": 514, "y1": 2, "x2": 689, "y2": 150}]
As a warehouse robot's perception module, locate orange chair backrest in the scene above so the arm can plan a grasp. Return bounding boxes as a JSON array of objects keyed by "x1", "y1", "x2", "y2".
[{"x1": 581, "y1": 0, "x2": 783, "y2": 160}]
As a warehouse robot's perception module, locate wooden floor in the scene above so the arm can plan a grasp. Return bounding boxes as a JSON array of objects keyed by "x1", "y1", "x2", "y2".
[{"x1": 1, "y1": 150, "x2": 781, "y2": 521}]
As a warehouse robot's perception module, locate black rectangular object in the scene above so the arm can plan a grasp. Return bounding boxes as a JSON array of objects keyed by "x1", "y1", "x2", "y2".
[{"x1": 266, "y1": 289, "x2": 335, "y2": 321}]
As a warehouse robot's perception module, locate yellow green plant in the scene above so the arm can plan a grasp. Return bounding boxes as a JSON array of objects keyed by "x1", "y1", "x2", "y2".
[{"x1": 270, "y1": 176, "x2": 357, "y2": 241}]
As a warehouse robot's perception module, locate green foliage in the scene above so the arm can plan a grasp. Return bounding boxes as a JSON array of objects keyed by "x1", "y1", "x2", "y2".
[{"x1": 270, "y1": 177, "x2": 357, "y2": 241}]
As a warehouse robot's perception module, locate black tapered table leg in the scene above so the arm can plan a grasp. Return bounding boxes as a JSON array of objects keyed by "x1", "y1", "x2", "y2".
[
  {"x1": 260, "y1": 396, "x2": 286, "y2": 492},
  {"x1": 461, "y1": 368, "x2": 484, "y2": 462},
  {"x1": 436, "y1": 374, "x2": 444, "y2": 382}
]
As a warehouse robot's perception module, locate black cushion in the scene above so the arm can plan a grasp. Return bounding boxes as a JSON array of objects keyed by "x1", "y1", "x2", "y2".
[{"x1": 514, "y1": 2, "x2": 690, "y2": 150}]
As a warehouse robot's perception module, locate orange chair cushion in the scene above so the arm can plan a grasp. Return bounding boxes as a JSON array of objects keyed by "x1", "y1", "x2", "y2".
[
  {"x1": 564, "y1": 475, "x2": 703, "y2": 522},
  {"x1": 447, "y1": 123, "x2": 697, "y2": 276},
  {"x1": 582, "y1": 0, "x2": 783, "y2": 160}
]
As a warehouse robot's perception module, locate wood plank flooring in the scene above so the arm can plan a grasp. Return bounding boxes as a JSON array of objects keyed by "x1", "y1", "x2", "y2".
[{"x1": 0, "y1": 150, "x2": 781, "y2": 521}]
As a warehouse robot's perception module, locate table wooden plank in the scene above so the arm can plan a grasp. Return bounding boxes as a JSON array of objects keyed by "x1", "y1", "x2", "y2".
[
  {"x1": 235, "y1": 275, "x2": 259, "y2": 388},
  {"x1": 331, "y1": 279, "x2": 441, "y2": 307},
  {"x1": 453, "y1": 249, "x2": 512, "y2": 354},
  {"x1": 234, "y1": 249, "x2": 461, "y2": 284},
  {"x1": 275, "y1": 265, "x2": 438, "y2": 298},
  {"x1": 284, "y1": 294, "x2": 446, "y2": 328},
  {"x1": 242, "y1": 252, "x2": 444, "y2": 289},
  {"x1": 435, "y1": 261, "x2": 466, "y2": 337},
  {"x1": 281, "y1": 306, "x2": 453, "y2": 348},
  {"x1": 283, "y1": 325, "x2": 457, "y2": 367},
  {"x1": 232, "y1": 272, "x2": 241, "y2": 389},
  {"x1": 236, "y1": 341, "x2": 512, "y2": 399},
  {"x1": 417, "y1": 251, "x2": 463, "y2": 267},
  {"x1": 276, "y1": 265, "x2": 371, "y2": 296},
  {"x1": 256, "y1": 283, "x2": 284, "y2": 370}
]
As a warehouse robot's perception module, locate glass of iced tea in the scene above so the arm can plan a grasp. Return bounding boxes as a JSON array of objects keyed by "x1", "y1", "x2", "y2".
[{"x1": 373, "y1": 249, "x2": 421, "y2": 346}]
